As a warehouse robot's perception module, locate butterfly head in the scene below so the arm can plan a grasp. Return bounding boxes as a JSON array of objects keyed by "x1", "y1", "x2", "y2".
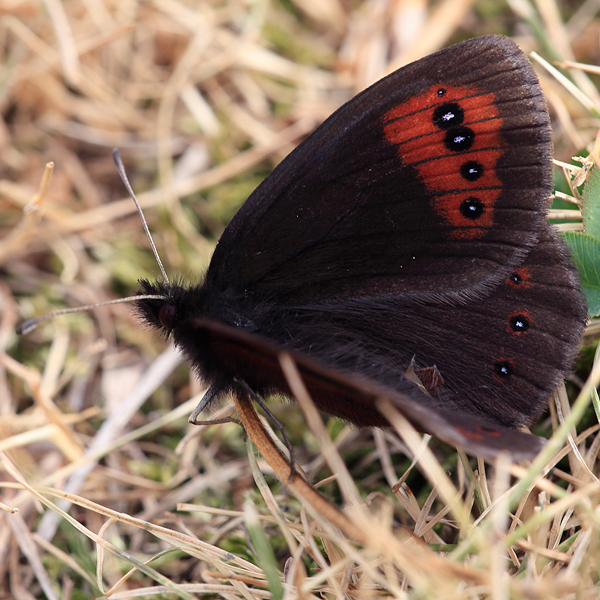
[
  {"x1": 134, "y1": 278, "x2": 247, "y2": 387},
  {"x1": 135, "y1": 279, "x2": 204, "y2": 336}
]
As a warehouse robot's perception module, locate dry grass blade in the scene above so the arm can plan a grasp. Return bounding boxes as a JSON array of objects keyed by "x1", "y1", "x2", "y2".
[{"x1": 1, "y1": 0, "x2": 599, "y2": 598}]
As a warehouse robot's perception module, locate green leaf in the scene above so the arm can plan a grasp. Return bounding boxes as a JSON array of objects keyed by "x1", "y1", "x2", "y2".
[
  {"x1": 244, "y1": 499, "x2": 284, "y2": 600},
  {"x1": 581, "y1": 163, "x2": 600, "y2": 239},
  {"x1": 563, "y1": 230, "x2": 600, "y2": 316}
]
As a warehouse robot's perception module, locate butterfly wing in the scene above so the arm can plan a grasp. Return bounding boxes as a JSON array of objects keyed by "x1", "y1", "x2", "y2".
[
  {"x1": 243, "y1": 224, "x2": 585, "y2": 428},
  {"x1": 187, "y1": 317, "x2": 546, "y2": 461},
  {"x1": 406, "y1": 224, "x2": 587, "y2": 427},
  {"x1": 207, "y1": 35, "x2": 552, "y2": 304},
  {"x1": 136, "y1": 35, "x2": 584, "y2": 446}
]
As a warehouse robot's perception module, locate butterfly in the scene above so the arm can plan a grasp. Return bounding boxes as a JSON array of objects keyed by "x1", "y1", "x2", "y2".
[{"x1": 133, "y1": 35, "x2": 587, "y2": 460}]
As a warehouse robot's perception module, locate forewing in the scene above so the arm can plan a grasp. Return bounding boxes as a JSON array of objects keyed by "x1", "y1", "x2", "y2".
[{"x1": 207, "y1": 36, "x2": 552, "y2": 304}]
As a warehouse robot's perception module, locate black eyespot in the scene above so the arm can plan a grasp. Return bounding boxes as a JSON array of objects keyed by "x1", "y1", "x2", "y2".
[
  {"x1": 509, "y1": 314, "x2": 530, "y2": 334},
  {"x1": 437, "y1": 88, "x2": 446, "y2": 96},
  {"x1": 444, "y1": 127, "x2": 474, "y2": 151},
  {"x1": 159, "y1": 304, "x2": 176, "y2": 329},
  {"x1": 460, "y1": 198, "x2": 484, "y2": 219},
  {"x1": 494, "y1": 361, "x2": 513, "y2": 380},
  {"x1": 509, "y1": 272, "x2": 521, "y2": 285},
  {"x1": 433, "y1": 103, "x2": 464, "y2": 129},
  {"x1": 460, "y1": 160, "x2": 484, "y2": 181}
]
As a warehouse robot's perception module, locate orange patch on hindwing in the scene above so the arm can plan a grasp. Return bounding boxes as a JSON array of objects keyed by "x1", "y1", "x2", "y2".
[
  {"x1": 383, "y1": 85, "x2": 506, "y2": 240},
  {"x1": 455, "y1": 424, "x2": 502, "y2": 441}
]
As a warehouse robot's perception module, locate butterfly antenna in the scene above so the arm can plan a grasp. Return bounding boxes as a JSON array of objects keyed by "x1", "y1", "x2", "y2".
[
  {"x1": 17, "y1": 294, "x2": 164, "y2": 335},
  {"x1": 18, "y1": 152, "x2": 170, "y2": 335},
  {"x1": 112, "y1": 149, "x2": 170, "y2": 285}
]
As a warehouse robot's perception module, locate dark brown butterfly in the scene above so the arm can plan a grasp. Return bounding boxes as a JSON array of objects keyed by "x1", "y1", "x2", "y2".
[{"x1": 123, "y1": 36, "x2": 587, "y2": 459}]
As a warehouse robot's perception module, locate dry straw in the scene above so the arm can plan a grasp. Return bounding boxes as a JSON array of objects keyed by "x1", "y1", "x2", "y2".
[{"x1": 1, "y1": 0, "x2": 599, "y2": 598}]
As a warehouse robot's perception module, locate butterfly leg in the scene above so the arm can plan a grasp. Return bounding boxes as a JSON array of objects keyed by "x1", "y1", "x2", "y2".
[{"x1": 189, "y1": 382, "x2": 227, "y2": 424}]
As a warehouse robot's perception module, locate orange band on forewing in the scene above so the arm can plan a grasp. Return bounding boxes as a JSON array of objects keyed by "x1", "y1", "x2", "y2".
[{"x1": 383, "y1": 85, "x2": 507, "y2": 239}]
